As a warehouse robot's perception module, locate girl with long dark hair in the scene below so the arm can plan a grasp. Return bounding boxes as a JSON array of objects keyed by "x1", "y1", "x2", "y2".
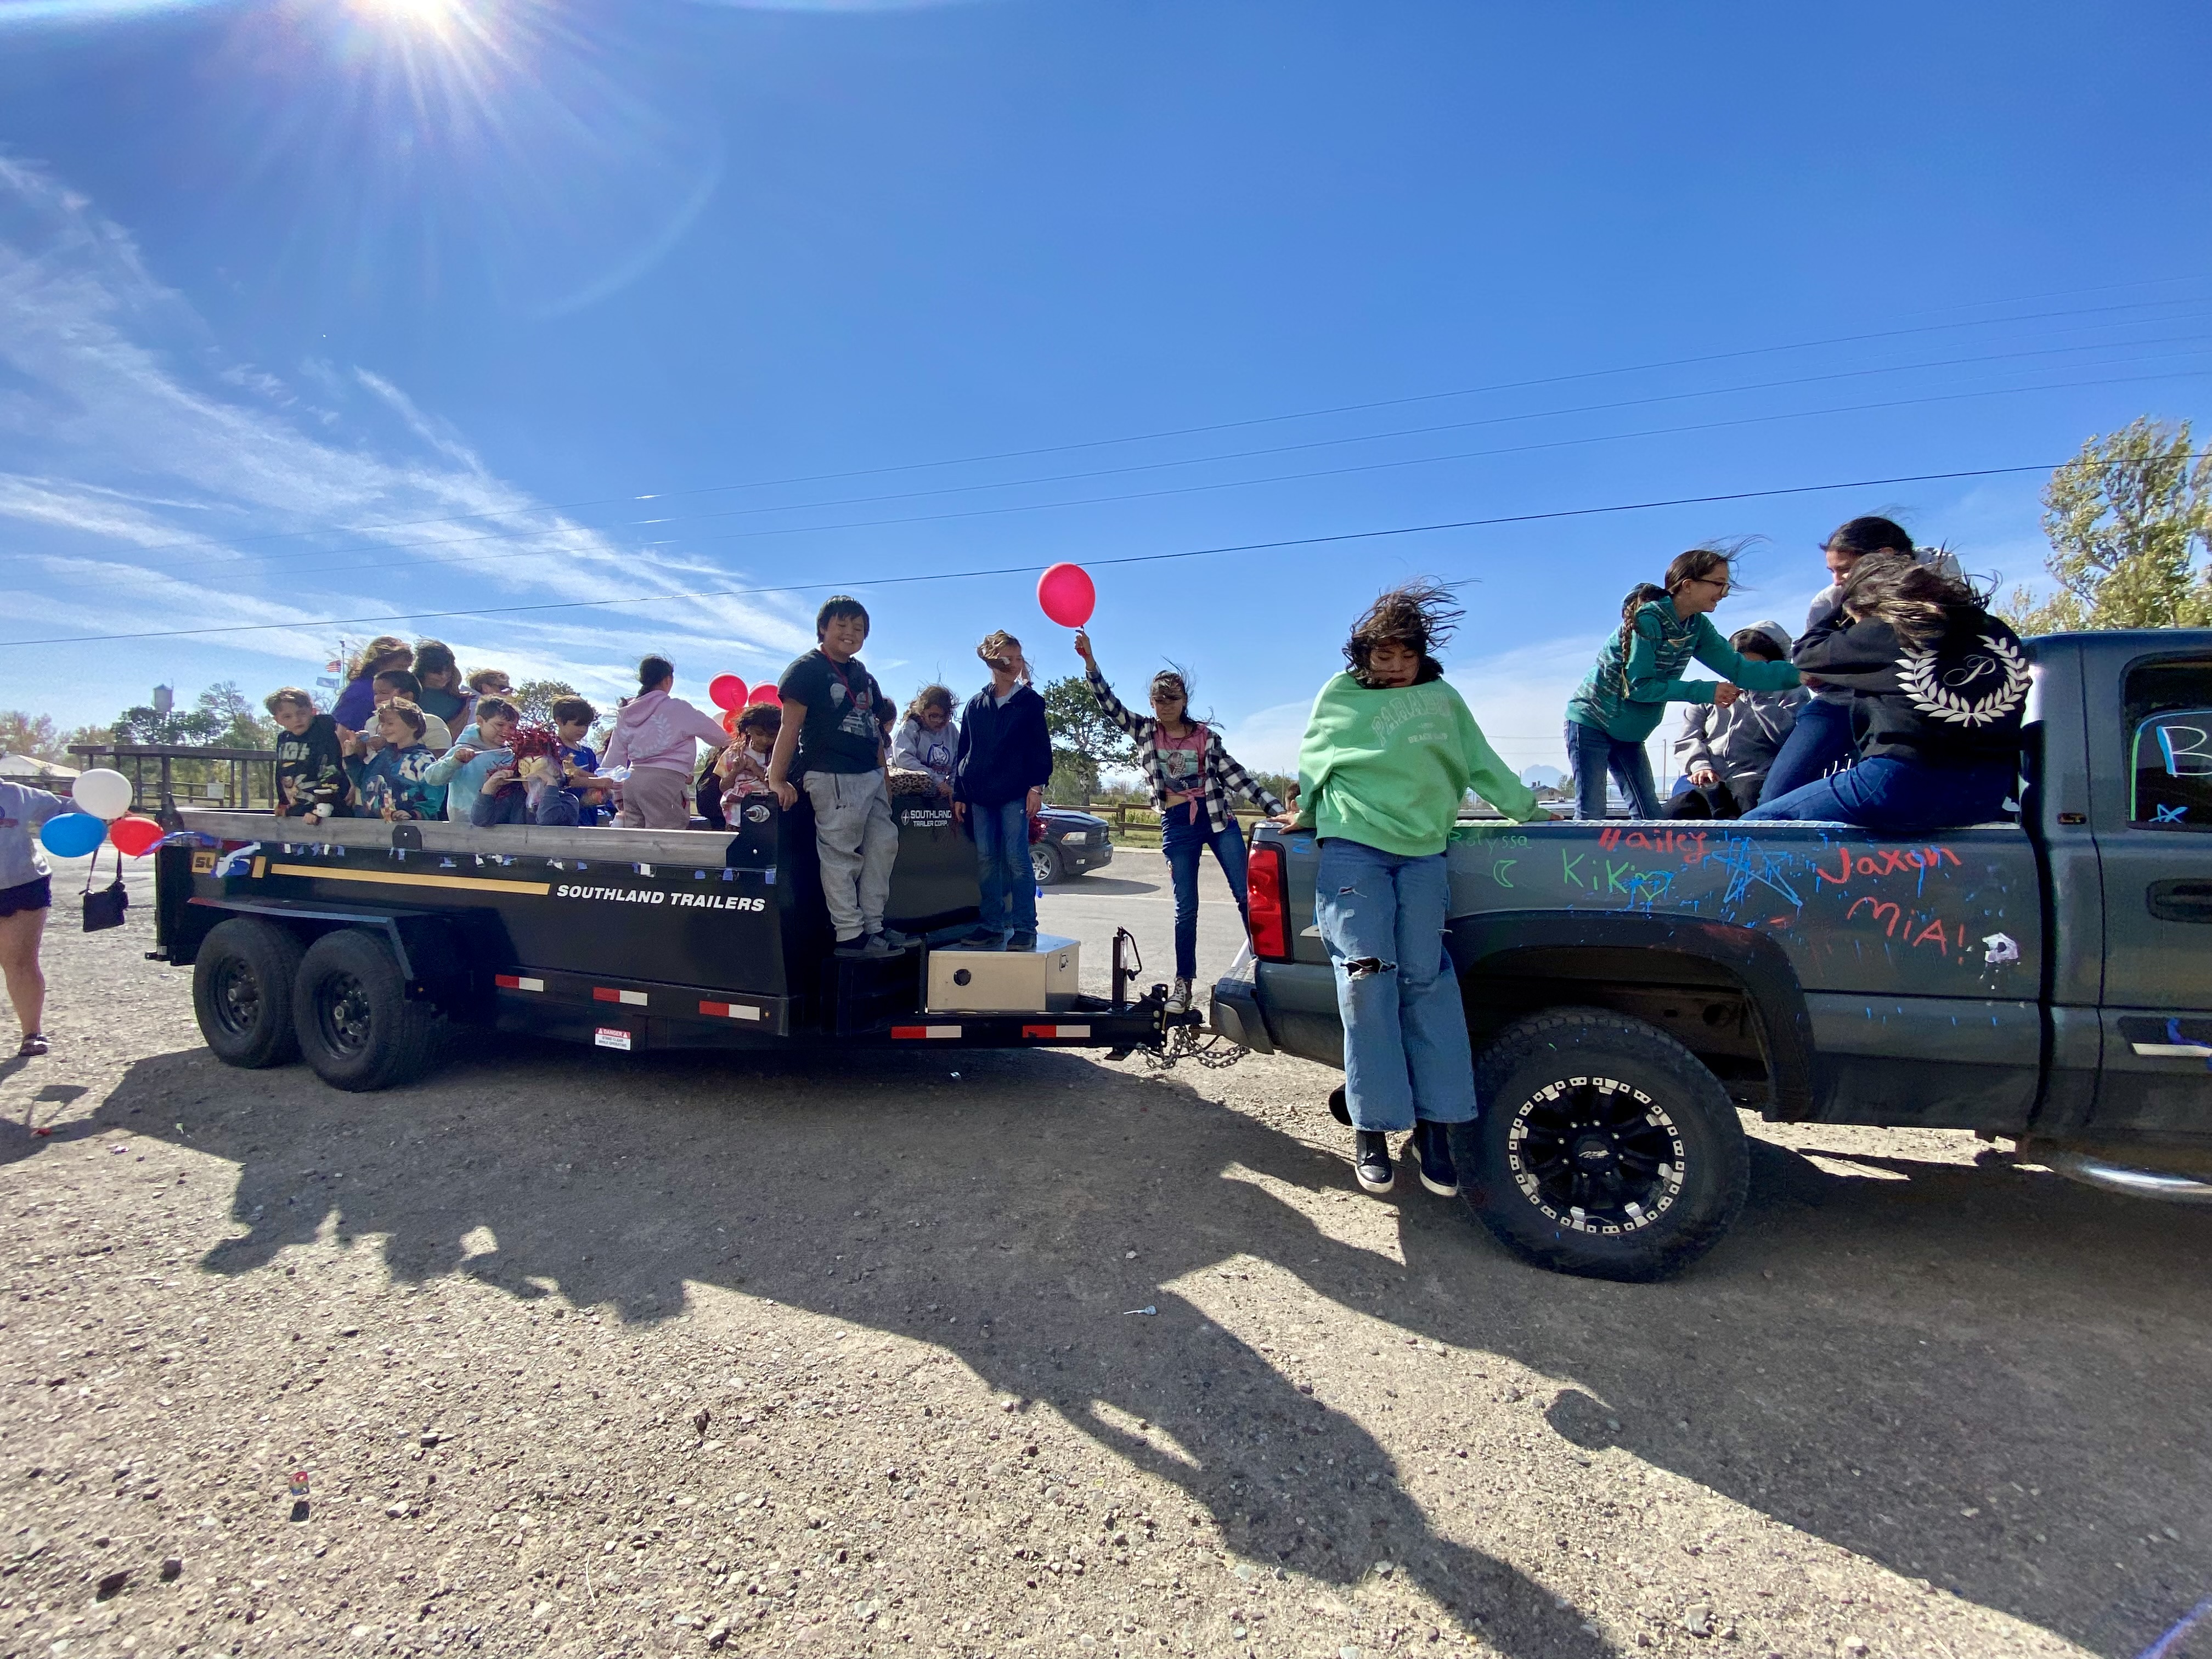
[
  {"x1": 1741, "y1": 554, "x2": 2027, "y2": 834},
  {"x1": 1564, "y1": 547, "x2": 1801, "y2": 817},
  {"x1": 1290, "y1": 582, "x2": 1545, "y2": 1198}
]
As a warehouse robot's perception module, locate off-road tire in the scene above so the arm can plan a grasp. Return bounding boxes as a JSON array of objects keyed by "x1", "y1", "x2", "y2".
[
  {"x1": 191, "y1": 917, "x2": 304, "y2": 1069},
  {"x1": 1031, "y1": 844, "x2": 1063, "y2": 887},
  {"x1": 292, "y1": 928, "x2": 443, "y2": 1093},
  {"x1": 1452, "y1": 1006, "x2": 1748, "y2": 1282}
]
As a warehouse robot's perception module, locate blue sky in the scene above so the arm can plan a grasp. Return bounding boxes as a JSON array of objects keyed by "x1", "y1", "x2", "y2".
[{"x1": 1, "y1": 0, "x2": 2208, "y2": 779}]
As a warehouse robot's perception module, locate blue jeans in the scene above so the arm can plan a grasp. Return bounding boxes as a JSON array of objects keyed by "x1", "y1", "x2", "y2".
[
  {"x1": 1566, "y1": 719, "x2": 1660, "y2": 819},
  {"x1": 1161, "y1": 809, "x2": 1250, "y2": 981},
  {"x1": 1315, "y1": 838, "x2": 1476, "y2": 1133},
  {"x1": 969, "y1": 799, "x2": 1037, "y2": 934},
  {"x1": 1741, "y1": 756, "x2": 2015, "y2": 836},
  {"x1": 1757, "y1": 697, "x2": 1857, "y2": 805}
]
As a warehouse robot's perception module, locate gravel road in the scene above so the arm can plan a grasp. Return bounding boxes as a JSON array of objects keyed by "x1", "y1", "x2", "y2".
[{"x1": 1, "y1": 852, "x2": 2208, "y2": 1659}]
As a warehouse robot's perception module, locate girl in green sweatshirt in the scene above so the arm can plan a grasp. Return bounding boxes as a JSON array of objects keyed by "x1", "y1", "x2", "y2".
[
  {"x1": 1563, "y1": 547, "x2": 1801, "y2": 819},
  {"x1": 1292, "y1": 582, "x2": 1548, "y2": 1199}
]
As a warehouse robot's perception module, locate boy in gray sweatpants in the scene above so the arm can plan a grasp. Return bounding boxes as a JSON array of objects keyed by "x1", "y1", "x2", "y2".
[{"x1": 765, "y1": 596, "x2": 909, "y2": 960}]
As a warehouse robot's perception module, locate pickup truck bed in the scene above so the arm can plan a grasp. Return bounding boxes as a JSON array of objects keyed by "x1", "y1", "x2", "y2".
[{"x1": 1212, "y1": 628, "x2": 2212, "y2": 1280}]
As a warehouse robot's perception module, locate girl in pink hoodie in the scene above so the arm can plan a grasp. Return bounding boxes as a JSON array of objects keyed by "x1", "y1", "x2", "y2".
[{"x1": 601, "y1": 656, "x2": 736, "y2": 831}]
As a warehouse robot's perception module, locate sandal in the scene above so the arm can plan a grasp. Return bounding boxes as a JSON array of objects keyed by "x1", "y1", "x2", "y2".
[{"x1": 15, "y1": 1034, "x2": 47, "y2": 1058}]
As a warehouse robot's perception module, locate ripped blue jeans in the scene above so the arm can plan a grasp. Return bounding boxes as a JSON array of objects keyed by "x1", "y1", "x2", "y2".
[{"x1": 1314, "y1": 837, "x2": 1476, "y2": 1133}]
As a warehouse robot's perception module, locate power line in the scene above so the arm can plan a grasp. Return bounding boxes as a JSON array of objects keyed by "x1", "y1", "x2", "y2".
[
  {"x1": 33, "y1": 290, "x2": 2209, "y2": 562},
  {"x1": 0, "y1": 459, "x2": 2092, "y2": 650},
  {"x1": 50, "y1": 326, "x2": 2212, "y2": 586}
]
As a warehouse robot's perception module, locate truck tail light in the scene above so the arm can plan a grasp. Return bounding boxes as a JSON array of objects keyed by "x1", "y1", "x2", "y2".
[{"x1": 1246, "y1": 842, "x2": 1291, "y2": 961}]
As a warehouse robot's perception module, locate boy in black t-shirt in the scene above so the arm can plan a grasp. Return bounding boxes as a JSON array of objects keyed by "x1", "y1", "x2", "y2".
[{"x1": 765, "y1": 596, "x2": 908, "y2": 958}]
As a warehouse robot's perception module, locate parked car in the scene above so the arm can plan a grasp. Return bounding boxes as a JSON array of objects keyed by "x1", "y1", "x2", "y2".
[
  {"x1": 1034, "y1": 806, "x2": 1114, "y2": 885},
  {"x1": 1212, "y1": 628, "x2": 2212, "y2": 1282}
]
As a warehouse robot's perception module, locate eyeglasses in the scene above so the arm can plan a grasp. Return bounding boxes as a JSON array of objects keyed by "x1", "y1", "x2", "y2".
[{"x1": 1685, "y1": 575, "x2": 1731, "y2": 594}]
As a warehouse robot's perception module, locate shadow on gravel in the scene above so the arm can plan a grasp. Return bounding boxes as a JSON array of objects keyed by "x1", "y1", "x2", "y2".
[{"x1": 96, "y1": 1044, "x2": 2212, "y2": 1658}]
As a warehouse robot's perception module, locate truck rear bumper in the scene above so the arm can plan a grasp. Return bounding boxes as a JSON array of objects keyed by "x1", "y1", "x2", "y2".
[{"x1": 1209, "y1": 976, "x2": 1275, "y2": 1054}]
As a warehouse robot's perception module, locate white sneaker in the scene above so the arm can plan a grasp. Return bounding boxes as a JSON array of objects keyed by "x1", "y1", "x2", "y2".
[{"x1": 1166, "y1": 978, "x2": 1193, "y2": 1013}]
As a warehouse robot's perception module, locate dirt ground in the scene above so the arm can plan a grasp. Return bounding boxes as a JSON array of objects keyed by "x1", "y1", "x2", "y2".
[{"x1": 1, "y1": 855, "x2": 2208, "y2": 1659}]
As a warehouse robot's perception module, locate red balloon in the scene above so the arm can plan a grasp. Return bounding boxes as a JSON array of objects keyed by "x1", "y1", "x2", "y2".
[
  {"x1": 108, "y1": 816, "x2": 165, "y2": 857},
  {"x1": 719, "y1": 708, "x2": 740, "y2": 733},
  {"x1": 746, "y1": 684, "x2": 782, "y2": 708},
  {"x1": 1037, "y1": 562, "x2": 1096, "y2": 629},
  {"x1": 707, "y1": 674, "x2": 747, "y2": 712}
]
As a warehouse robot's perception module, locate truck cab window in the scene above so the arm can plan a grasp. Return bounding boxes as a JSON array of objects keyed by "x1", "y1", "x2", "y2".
[{"x1": 2124, "y1": 658, "x2": 2212, "y2": 831}]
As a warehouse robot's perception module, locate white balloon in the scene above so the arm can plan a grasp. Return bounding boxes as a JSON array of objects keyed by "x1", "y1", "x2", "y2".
[{"x1": 71, "y1": 768, "x2": 135, "y2": 821}]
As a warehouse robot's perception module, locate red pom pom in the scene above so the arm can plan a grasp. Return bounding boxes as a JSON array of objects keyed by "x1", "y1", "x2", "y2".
[{"x1": 507, "y1": 724, "x2": 564, "y2": 765}]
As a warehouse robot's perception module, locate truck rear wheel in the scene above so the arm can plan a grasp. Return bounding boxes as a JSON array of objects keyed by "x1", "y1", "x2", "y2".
[
  {"x1": 192, "y1": 917, "x2": 304, "y2": 1069},
  {"x1": 292, "y1": 929, "x2": 443, "y2": 1092},
  {"x1": 1453, "y1": 1007, "x2": 1748, "y2": 1282}
]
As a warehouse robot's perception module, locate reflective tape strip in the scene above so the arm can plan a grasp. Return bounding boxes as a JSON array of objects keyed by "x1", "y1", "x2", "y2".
[
  {"x1": 699, "y1": 1001, "x2": 763, "y2": 1022},
  {"x1": 890, "y1": 1025, "x2": 962, "y2": 1040},
  {"x1": 2132, "y1": 1041, "x2": 2212, "y2": 1058},
  {"x1": 495, "y1": 975, "x2": 545, "y2": 993},
  {"x1": 1022, "y1": 1024, "x2": 1092, "y2": 1039},
  {"x1": 593, "y1": 988, "x2": 648, "y2": 1006}
]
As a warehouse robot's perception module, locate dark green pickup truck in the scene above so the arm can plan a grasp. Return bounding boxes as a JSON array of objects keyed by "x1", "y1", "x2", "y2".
[{"x1": 1210, "y1": 629, "x2": 2212, "y2": 1280}]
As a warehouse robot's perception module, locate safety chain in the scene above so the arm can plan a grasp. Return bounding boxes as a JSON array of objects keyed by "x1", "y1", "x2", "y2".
[{"x1": 1144, "y1": 1022, "x2": 1250, "y2": 1071}]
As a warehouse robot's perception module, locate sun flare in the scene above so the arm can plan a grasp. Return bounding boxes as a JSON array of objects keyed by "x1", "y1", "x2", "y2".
[{"x1": 350, "y1": 0, "x2": 467, "y2": 34}]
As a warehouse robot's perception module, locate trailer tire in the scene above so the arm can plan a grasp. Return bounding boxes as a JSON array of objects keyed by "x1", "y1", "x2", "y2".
[
  {"x1": 192, "y1": 917, "x2": 304, "y2": 1069},
  {"x1": 292, "y1": 928, "x2": 443, "y2": 1092},
  {"x1": 1452, "y1": 1006, "x2": 1747, "y2": 1283}
]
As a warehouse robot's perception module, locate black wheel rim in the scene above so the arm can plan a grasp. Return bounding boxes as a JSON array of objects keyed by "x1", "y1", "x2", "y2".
[
  {"x1": 314, "y1": 972, "x2": 374, "y2": 1058},
  {"x1": 210, "y1": 957, "x2": 263, "y2": 1039},
  {"x1": 1505, "y1": 1074, "x2": 1686, "y2": 1235}
]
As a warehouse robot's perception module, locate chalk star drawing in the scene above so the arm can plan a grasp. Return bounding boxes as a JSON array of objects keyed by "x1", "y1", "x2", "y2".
[{"x1": 2153, "y1": 803, "x2": 2190, "y2": 823}]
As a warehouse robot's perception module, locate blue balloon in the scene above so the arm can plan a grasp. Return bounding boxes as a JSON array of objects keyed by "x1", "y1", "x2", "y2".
[{"x1": 40, "y1": 811, "x2": 108, "y2": 859}]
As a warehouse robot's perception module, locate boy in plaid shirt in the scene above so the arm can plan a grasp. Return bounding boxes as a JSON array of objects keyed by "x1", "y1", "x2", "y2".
[{"x1": 1074, "y1": 629, "x2": 1288, "y2": 1012}]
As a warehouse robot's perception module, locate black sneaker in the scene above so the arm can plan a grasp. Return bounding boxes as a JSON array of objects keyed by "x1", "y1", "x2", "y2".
[
  {"x1": 833, "y1": 935, "x2": 873, "y2": 958},
  {"x1": 957, "y1": 928, "x2": 1004, "y2": 949},
  {"x1": 1005, "y1": 929, "x2": 1039, "y2": 953},
  {"x1": 873, "y1": 927, "x2": 917, "y2": 950},
  {"x1": 1353, "y1": 1131, "x2": 1395, "y2": 1194},
  {"x1": 1409, "y1": 1121, "x2": 1459, "y2": 1197}
]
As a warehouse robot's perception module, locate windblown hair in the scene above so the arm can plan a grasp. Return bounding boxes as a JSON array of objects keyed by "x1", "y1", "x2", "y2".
[
  {"x1": 1612, "y1": 546, "x2": 1737, "y2": 695},
  {"x1": 1342, "y1": 580, "x2": 1462, "y2": 686},
  {"x1": 473, "y1": 695, "x2": 520, "y2": 725},
  {"x1": 1822, "y1": 515, "x2": 1913, "y2": 558},
  {"x1": 976, "y1": 631, "x2": 1029, "y2": 684},
  {"x1": 1837, "y1": 552, "x2": 1989, "y2": 651},
  {"x1": 347, "y1": 635, "x2": 413, "y2": 679},
  {"x1": 549, "y1": 696, "x2": 597, "y2": 729},
  {"x1": 466, "y1": 668, "x2": 511, "y2": 694},
  {"x1": 737, "y1": 704, "x2": 783, "y2": 741},
  {"x1": 904, "y1": 684, "x2": 956, "y2": 724},
  {"x1": 263, "y1": 686, "x2": 315, "y2": 715},
  {"x1": 413, "y1": 640, "x2": 459, "y2": 685},
  {"x1": 636, "y1": 656, "x2": 674, "y2": 692}
]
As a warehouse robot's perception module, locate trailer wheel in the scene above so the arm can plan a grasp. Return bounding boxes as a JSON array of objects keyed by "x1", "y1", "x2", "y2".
[
  {"x1": 292, "y1": 929, "x2": 443, "y2": 1092},
  {"x1": 191, "y1": 917, "x2": 304, "y2": 1069},
  {"x1": 1452, "y1": 1007, "x2": 1747, "y2": 1283}
]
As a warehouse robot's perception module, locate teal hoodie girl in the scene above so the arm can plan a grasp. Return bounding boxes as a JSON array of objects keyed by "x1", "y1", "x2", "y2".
[{"x1": 1567, "y1": 597, "x2": 1801, "y2": 743}]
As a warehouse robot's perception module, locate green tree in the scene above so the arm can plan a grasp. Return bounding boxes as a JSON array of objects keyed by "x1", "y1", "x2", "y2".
[
  {"x1": 0, "y1": 711, "x2": 64, "y2": 762},
  {"x1": 1039, "y1": 674, "x2": 1133, "y2": 807},
  {"x1": 195, "y1": 681, "x2": 275, "y2": 748},
  {"x1": 512, "y1": 679, "x2": 579, "y2": 727},
  {"x1": 2003, "y1": 417, "x2": 2212, "y2": 634}
]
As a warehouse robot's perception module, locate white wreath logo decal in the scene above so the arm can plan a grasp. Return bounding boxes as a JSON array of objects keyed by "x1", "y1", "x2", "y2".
[{"x1": 1901, "y1": 634, "x2": 2030, "y2": 727}]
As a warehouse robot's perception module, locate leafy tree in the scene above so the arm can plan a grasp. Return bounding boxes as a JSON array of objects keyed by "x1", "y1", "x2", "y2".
[
  {"x1": 0, "y1": 711, "x2": 64, "y2": 762},
  {"x1": 512, "y1": 679, "x2": 579, "y2": 727},
  {"x1": 195, "y1": 681, "x2": 275, "y2": 748},
  {"x1": 1039, "y1": 674, "x2": 1134, "y2": 808},
  {"x1": 2003, "y1": 417, "x2": 2211, "y2": 634},
  {"x1": 111, "y1": 701, "x2": 222, "y2": 747}
]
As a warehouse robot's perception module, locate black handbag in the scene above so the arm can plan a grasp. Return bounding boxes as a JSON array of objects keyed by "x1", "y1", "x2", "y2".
[{"x1": 82, "y1": 842, "x2": 128, "y2": 933}]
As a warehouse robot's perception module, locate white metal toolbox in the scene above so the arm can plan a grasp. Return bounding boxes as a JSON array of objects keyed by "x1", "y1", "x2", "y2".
[{"x1": 925, "y1": 934, "x2": 1081, "y2": 1013}]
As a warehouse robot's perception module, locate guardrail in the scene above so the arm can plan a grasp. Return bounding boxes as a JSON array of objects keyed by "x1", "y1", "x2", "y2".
[{"x1": 67, "y1": 744, "x2": 279, "y2": 813}]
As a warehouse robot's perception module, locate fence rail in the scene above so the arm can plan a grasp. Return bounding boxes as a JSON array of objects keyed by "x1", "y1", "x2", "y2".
[{"x1": 68, "y1": 744, "x2": 279, "y2": 812}]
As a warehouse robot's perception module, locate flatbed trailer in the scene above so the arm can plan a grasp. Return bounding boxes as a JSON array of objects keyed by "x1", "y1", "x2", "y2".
[{"x1": 152, "y1": 797, "x2": 1191, "y2": 1090}]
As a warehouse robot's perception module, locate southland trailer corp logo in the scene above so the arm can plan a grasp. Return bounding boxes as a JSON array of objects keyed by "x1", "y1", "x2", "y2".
[{"x1": 553, "y1": 883, "x2": 766, "y2": 912}]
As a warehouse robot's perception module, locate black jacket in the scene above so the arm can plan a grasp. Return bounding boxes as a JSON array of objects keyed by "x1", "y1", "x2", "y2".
[
  {"x1": 952, "y1": 685, "x2": 1053, "y2": 808},
  {"x1": 275, "y1": 714, "x2": 351, "y2": 817},
  {"x1": 1793, "y1": 611, "x2": 2029, "y2": 768}
]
